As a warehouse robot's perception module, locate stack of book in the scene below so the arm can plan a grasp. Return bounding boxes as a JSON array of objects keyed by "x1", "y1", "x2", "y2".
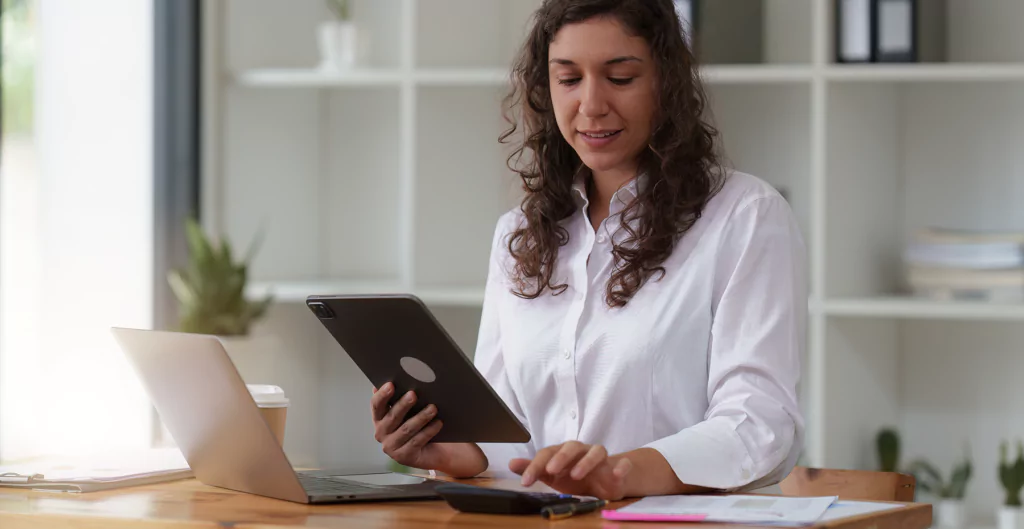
[{"x1": 904, "y1": 228, "x2": 1024, "y2": 302}]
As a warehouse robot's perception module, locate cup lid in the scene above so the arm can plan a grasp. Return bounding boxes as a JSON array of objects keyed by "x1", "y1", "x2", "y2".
[{"x1": 246, "y1": 384, "x2": 289, "y2": 407}]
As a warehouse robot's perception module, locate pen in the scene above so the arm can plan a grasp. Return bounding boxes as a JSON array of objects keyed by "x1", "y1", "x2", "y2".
[
  {"x1": 541, "y1": 499, "x2": 607, "y2": 520},
  {"x1": 0, "y1": 473, "x2": 43, "y2": 484}
]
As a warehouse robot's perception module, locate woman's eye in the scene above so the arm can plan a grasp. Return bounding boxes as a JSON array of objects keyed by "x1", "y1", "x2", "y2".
[
  {"x1": 609, "y1": 77, "x2": 635, "y2": 86},
  {"x1": 558, "y1": 77, "x2": 581, "y2": 86}
]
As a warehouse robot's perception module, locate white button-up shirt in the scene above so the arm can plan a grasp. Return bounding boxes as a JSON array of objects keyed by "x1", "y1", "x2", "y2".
[{"x1": 473, "y1": 171, "x2": 806, "y2": 491}]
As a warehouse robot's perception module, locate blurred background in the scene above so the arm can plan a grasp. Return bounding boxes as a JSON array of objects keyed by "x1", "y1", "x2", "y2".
[{"x1": 2, "y1": 0, "x2": 1023, "y2": 526}]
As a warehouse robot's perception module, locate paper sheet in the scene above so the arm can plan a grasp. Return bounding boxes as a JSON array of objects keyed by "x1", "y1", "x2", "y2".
[
  {"x1": 819, "y1": 500, "x2": 903, "y2": 521},
  {"x1": 1, "y1": 448, "x2": 189, "y2": 481},
  {"x1": 0, "y1": 448, "x2": 192, "y2": 492},
  {"x1": 613, "y1": 494, "x2": 838, "y2": 524}
]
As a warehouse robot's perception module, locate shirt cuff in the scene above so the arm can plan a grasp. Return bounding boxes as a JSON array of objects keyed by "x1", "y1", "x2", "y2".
[{"x1": 643, "y1": 419, "x2": 758, "y2": 491}]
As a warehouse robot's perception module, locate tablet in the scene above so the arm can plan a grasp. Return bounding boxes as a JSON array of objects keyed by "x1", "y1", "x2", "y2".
[{"x1": 306, "y1": 294, "x2": 530, "y2": 444}]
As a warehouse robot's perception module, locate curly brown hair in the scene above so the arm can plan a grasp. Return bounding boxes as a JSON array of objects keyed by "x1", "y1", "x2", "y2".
[{"x1": 499, "y1": 0, "x2": 724, "y2": 308}]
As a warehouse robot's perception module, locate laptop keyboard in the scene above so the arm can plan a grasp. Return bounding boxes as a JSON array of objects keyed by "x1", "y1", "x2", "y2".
[{"x1": 297, "y1": 474, "x2": 387, "y2": 496}]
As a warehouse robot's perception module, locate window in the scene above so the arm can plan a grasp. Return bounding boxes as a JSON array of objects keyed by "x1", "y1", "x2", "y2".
[{"x1": 0, "y1": 0, "x2": 155, "y2": 461}]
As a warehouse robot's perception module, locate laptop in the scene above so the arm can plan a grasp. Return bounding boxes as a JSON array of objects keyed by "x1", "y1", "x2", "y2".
[{"x1": 111, "y1": 327, "x2": 442, "y2": 504}]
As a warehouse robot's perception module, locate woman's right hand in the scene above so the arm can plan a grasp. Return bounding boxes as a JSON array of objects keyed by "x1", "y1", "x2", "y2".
[{"x1": 370, "y1": 382, "x2": 488, "y2": 476}]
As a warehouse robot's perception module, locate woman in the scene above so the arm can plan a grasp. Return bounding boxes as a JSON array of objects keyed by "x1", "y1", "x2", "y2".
[{"x1": 369, "y1": 0, "x2": 805, "y2": 500}]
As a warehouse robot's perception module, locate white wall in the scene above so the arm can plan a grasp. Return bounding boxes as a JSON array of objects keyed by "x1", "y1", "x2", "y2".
[
  {"x1": 947, "y1": 0, "x2": 1024, "y2": 63},
  {"x1": 902, "y1": 321, "x2": 1024, "y2": 522},
  {"x1": 763, "y1": 0, "x2": 812, "y2": 64}
]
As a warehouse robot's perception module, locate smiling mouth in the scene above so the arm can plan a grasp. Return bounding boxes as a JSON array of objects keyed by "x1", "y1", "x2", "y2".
[{"x1": 579, "y1": 130, "x2": 622, "y2": 139}]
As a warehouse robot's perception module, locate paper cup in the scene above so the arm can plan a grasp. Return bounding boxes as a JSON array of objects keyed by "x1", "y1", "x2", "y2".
[{"x1": 247, "y1": 384, "x2": 289, "y2": 445}]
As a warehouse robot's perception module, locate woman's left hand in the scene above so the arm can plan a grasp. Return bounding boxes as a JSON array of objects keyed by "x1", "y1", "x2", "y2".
[{"x1": 508, "y1": 441, "x2": 633, "y2": 500}]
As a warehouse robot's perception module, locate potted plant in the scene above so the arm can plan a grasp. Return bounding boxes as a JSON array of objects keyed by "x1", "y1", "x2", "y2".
[
  {"x1": 168, "y1": 218, "x2": 272, "y2": 337},
  {"x1": 318, "y1": 0, "x2": 360, "y2": 70},
  {"x1": 906, "y1": 449, "x2": 972, "y2": 528},
  {"x1": 161, "y1": 219, "x2": 276, "y2": 447},
  {"x1": 999, "y1": 440, "x2": 1024, "y2": 529},
  {"x1": 877, "y1": 428, "x2": 901, "y2": 472},
  {"x1": 168, "y1": 218, "x2": 281, "y2": 380}
]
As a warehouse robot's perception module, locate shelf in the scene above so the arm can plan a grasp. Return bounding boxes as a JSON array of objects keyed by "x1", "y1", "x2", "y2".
[
  {"x1": 233, "y1": 65, "x2": 814, "y2": 88},
  {"x1": 701, "y1": 65, "x2": 813, "y2": 84},
  {"x1": 234, "y1": 69, "x2": 404, "y2": 87},
  {"x1": 414, "y1": 69, "x2": 508, "y2": 86},
  {"x1": 825, "y1": 63, "x2": 1024, "y2": 82},
  {"x1": 417, "y1": 65, "x2": 817, "y2": 86},
  {"x1": 247, "y1": 280, "x2": 485, "y2": 307},
  {"x1": 818, "y1": 296, "x2": 1024, "y2": 321},
  {"x1": 413, "y1": 286, "x2": 487, "y2": 307},
  {"x1": 236, "y1": 64, "x2": 1024, "y2": 88}
]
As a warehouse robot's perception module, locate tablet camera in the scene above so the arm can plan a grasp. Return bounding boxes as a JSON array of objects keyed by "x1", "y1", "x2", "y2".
[{"x1": 308, "y1": 302, "x2": 335, "y2": 319}]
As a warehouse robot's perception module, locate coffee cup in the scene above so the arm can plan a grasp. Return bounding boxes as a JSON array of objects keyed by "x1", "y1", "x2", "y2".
[{"x1": 247, "y1": 384, "x2": 289, "y2": 445}]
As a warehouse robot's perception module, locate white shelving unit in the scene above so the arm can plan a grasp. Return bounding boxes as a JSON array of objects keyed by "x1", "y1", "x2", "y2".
[
  {"x1": 246, "y1": 279, "x2": 485, "y2": 308},
  {"x1": 204, "y1": 0, "x2": 1024, "y2": 519},
  {"x1": 818, "y1": 297, "x2": 1024, "y2": 322},
  {"x1": 823, "y1": 63, "x2": 1024, "y2": 82}
]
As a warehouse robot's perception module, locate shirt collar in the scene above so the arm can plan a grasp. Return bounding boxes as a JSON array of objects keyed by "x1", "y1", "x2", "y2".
[
  {"x1": 571, "y1": 172, "x2": 588, "y2": 206},
  {"x1": 571, "y1": 171, "x2": 648, "y2": 214}
]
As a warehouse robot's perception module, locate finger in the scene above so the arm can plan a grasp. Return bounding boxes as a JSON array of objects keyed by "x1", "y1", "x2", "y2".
[
  {"x1": 545, "y1": 441, "x2": 588, "y2": 477},
  {"x1": 522, "y1": 446, "x2": 560, "y2": 486},
  {"x1": 509, "y1": 458, "x2": 531, "y2": 476},
  {"x1": 613, "y1": 457, "x2": 633, "y2": 479},
  {"x1": 569, "y1": 444, "x2": 608, "y2": 480},
  {"x1": 380, "y1": 390, "x2": 416, "y2": 431},
  {"x1": 384, "y1": 404, "x2": 438, "y2": 450},
  {"x1": 370, "y1": 382, "x2": 394, "y2": 422},
  {"x1": 374, "y1": 389, "x2": 413, "y2": 443},
  {"x1": 592, "y1": 458, "x2": 633, "y2": 500},
  {"x1": 395, "y1": 419, "x2": 443, "y2": 456}
]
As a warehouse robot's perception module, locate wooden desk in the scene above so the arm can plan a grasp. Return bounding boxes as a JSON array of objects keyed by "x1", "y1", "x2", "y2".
[{"x1": 0, "y1": 476, "x2": 932, "y2": 529}]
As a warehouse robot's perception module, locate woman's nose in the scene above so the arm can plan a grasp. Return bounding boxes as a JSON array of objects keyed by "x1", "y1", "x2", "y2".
[{"x1": 577, "y1": 78, "x2": 610, "y2": 118}]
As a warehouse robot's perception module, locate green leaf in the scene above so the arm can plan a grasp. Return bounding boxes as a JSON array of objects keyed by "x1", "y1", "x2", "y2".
[
  {"x1": 324, "y1": 0, "x2": 350, "y2": 20},
  {"x1": 906, "y1": 459, "x2": 944, "y2": 496},
  {"x1": 184, "y1": 218, "x2": 213, "y2": 264},
  {"x1": 167, "y1": 270, "x2": 196, "y2": 307},
  {"x1": 244, "y1": 223, "x2": 268, "y2": 265},
  {"x1": 877, "y1": 428, "x2": 900, "y2": 472},
  {"x1": 948, "y1": 459, "x2": 971, "y2": 499},
  {"x1": 170, "y1": 218, "x2": 271, "y2": 336},
  {"x1": 219, "y1": 238, "x2": 232, "y2": 266}
]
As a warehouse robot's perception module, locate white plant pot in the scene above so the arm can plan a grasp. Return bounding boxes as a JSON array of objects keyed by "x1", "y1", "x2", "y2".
[
  {"x1": 999, "y1": 506, "x2": 1024, "y2": 529},
  {"x1": 318, "y1": 21, "x2": 361, "y2": 70},
  {"x1": 936, "y1": 499, "x2": 966, "y2": 528}
]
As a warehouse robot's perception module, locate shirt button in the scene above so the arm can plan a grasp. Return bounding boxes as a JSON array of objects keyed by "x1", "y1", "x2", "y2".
[
  {"x1": 596, "y1": 234, "x2": 607, "y2": 244},
  {"x1": 563, "y1": 349, "x2": 571, "y2": 359},
  {"x1": 576, "y1": 292, "x2": 584, "y2": 301},
  {"x1": 570, "y1": 410, "x2": 577, "y2": 420}
]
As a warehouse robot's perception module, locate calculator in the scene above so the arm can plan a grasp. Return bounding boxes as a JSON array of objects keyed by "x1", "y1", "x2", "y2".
[{"x1": 434, "y1": 482, "x2": 581, "y2": 515}]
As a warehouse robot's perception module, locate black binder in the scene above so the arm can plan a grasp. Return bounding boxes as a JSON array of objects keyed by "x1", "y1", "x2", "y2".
[{"x1": 874, "y1": 0, "x2": 916, "y2": 62}]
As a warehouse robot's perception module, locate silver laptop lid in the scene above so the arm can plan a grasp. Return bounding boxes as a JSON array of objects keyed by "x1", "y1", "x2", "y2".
[{"x1": 111, "y1": 327, "x2": 307, "y2": 503}]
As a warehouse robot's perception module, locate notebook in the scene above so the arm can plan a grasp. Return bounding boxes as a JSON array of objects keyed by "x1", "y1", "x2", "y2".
[
  {"x1": 0, "y1": 448, "x2": 193, "y2": 493},
  {"x1": 602, "y1": 494, "x2": 838, "y2": 524}
]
